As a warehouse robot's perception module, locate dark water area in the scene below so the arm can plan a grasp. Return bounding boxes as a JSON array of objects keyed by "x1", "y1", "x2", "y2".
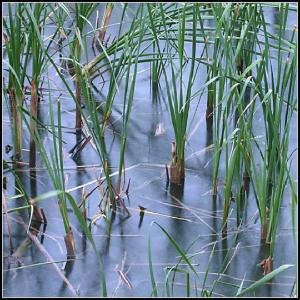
[{"x1": 2, "y1": 4, "x2": 297, "y2": 297}]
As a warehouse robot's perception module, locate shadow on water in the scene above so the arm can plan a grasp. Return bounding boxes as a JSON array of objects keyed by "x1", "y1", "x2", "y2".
[{"x1": 58, "y1": 259, "x2": 76, "y2": 296}]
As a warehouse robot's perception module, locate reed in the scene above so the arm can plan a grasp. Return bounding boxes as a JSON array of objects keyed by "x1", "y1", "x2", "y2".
[
  {"x1": 236, "y1": 264, "x2": 294, "y2": 296},
  {"x1": 116, "y1": 5, "x2": 145, "y2": 195},
  {"x1": 242, "y1": 4, "x2": 260, "y2": 77},
  {"x1": 210, "y1": 3, "x2": 236, "y2": 196},
  {"x1": 76, "y1": 69, "x2": 116, "y2": 235},
  {"x1": 206, "y1": 2, "x2": 297, "y2": 241},
  {"x1": 256, "y1": 2, "x2": 296, "y2": 243},
  {"x1": 147, "y1": 3, "x2": 198, "y2": 184},
  {"x1": 5, "y1": 3, "x2": 61, "y2": 168},
  {"x1": 25, "y1": 4, "x2": 51, "y2": 167},
  {"x1": 72, "y1": 4, "x2": 98, "y2": 131},
  {"x1": 75, "y1": 5, "x2": 145, "y2": 224},
  {"x1": 222, "y1": 73, "x2": 257, "y2": 231},
  {"x1": 232, "y1": 3, "x2": 298, "y2": 273},
  {"x1": 95, "y1": 3, "x2": 114, "y2": 50},
  {"x1": 222, "y1": 136, "x2": 240, "y2": 234},
  {"x1": 149, "y1": 3, "x2": 168, "y2": 89},
  {"x1": 2, "y1": 3, "x2": 297, "y2": 296},
  {"x1": 205, "y1": 24, "x2": 219, "y2": 121},
  {"x1": 20, "y1": 74, "x2": 76, "y2": 257},
  {"x1": 3, "y1": 3, "x2": 28, "y2": 160},
  {"x1": 148, "y1": 221, "x2": 198, "y2": 297},
  {"x1": 28, "y1": 3, "x2": 125, "y2": 236}
]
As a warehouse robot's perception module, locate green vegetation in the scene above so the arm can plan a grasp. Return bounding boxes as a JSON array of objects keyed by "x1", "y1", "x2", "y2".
[{"x1": 2, "y1": 2, "x2": 297, "y2": 297}]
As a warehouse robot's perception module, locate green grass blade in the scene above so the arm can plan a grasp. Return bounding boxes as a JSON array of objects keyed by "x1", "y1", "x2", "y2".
[{"x1": 236, "y1": 265, "x2": 294, "y2": 297}]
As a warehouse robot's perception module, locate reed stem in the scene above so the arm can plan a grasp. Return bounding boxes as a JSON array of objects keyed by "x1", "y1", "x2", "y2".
[{"x1": 29, "y1": 80, "x2": 38, "y2": 168}]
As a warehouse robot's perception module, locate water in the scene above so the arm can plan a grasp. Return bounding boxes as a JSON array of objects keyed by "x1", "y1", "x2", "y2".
[{"x1": 2, "y1": 4, "x2": 297, "y2": 297}]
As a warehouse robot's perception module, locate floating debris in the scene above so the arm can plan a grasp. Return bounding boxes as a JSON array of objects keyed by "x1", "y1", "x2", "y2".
[
  {"x1": 154, "y1": 122, "x2": 166, "y2": 136},
  {"x1": 5, "y1": 144, "x2": 13, "y2": 154}
]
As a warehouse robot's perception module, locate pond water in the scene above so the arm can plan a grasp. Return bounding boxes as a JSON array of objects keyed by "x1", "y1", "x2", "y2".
[{"x1": 2, "y1": 4, "x2": 297, "y2": 297}]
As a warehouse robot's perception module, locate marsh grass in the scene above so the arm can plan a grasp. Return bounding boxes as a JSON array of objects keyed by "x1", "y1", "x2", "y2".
[
  {"x1": 148, "y1": 222, "x2": 294, "y2": 297},
  {"x1": 25, "y1": 3, "x2": 120, "y2": 235},
  {"x1": 203, "y1": 3, "x2": 297, "y2": 249},
  {"x1": 147, "y1": 3, "x2": 199, "y2": 184},
  {"x1": 18, "y1": 71, "x2": 107, "y2": 295},
  {"x1": 2, "y1": 2, "x2": 297, "y2": 297},
  {"x1": 3, "y1": 4, "x2": 28, "y2": 160},
  {"x1": 72, "y1": 4, "x2": 98, "y2": 131},
  {"x1": 94, "y1": 3, "x2": 114, "y2": 52},
  {"x1": 25, "y1": 4, "x2": 52, "y2": 167},
  {"x1": 116, "y1": 5, "x2": 146, "y2": 195},
  {"x1": 20, "y1": 78, "x2": 76, "y2": 256},
  {"x1": 244, "y1": 3, "x2": 298, "y2": 264}
]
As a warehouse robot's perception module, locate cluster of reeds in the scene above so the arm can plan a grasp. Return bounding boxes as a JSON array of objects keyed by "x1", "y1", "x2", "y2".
[
  {"x1": 3, "y1": 2, "x2": 297, "y2": 296},
  {"x1": 3, "y1": 4, "x2": 27, "y2": 161},
  {"x1": 21, "y1": 75, "x2": 76, "y2": 256},
  {"x1": 25, "y1": 4, "x2": 52, "y2": 168},
  {"x1": 206, "y1": 3, "x2": 297, "y2": 274},
  {"x1": 116, "y1": 6, "x2": 146, "y2": 195},
  {"x1": 46, "y1": 4, "x2": 149, "y2": 236},
  {"x1": 148, "y1": 3, "x2": 199, "y2": 184},
  {"x1": 248, "y1": 3, "x2": 297, "y2": 272}
]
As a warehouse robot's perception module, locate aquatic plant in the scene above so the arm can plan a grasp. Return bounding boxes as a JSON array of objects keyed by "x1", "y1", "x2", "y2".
[
  {"x1": 24, "y1": 4, "x2": 57, "y2": 167},
  {"x1": 20, "y1": 74, "x2": 76, "y2": 257},
  {"x1": 148, "y1": 221, "x2": 294, "y2": 297},
  {"x1": 72, "y1": 4, "x2": 98, "y2": 131},
  {"x1": 148, "y1": 3, "x2": 198, "y2": 184},
  {"x1": 93, "y1": 3, "x2": 114, "y2": 52},
  {"x1": 116, "y1": 5, "x2": 146, "y2": 195},
  {"x1": 247, "y1": 3, "x2": 297, "y2": 273},
  {"x1": 3, "y1": 3, "x2": 28, "y2": 160},
  {"x1": 2, "y1": 2, "x2": 297, "y2": 297}
]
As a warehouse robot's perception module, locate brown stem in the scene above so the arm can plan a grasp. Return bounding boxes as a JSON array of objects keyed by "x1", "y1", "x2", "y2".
[
  {"x1": 81, "y1": 188, "x2": 87, "y2": 221},
  {"x1": 98, "y1": 4, "x2": 114, "y2": 42},
  {"x1": 260, "y1": 222, "x2": 268, "y2": 242},
  {"x1": 264, "y1": 257, "x2": 273, "y2": 275},
  {"x1": 179, "y1": 159, "x2": 185, "y2": 178},
  {"x1": 9, "y1": 89, "x2": 23, "y2": 160},
  {"x1": 64, "y1": 228, "x2": 76, "y2": 258},
  {"x1": 170, "y1": 160, "x2": 185, "y2": 184},
  {"x1": 170, "y1": 164, "x2": 180, "y2": 184},
  {"x1": 213, "y1": 177, "x2": 218, "y2": 195},
  {"x1": 206, "y1": 77, "x2": 215, "y2": 120},
  {"x1": 170, "y1": 142, "x2": 185, "y2": 185},
  {"x1": 260, "y1": 256, "x2": 273, "y2": 276}
]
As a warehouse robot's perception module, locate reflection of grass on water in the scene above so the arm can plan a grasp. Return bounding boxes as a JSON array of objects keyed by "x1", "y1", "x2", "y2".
[{"x1": 2, "y1": 2, "x2": 297, "y2": 297}]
